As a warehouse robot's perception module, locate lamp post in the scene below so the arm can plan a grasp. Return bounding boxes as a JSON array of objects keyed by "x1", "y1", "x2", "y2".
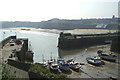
[
  {"x1": 3, "y1": 32, "x2": 5, "y2": 40},
  {"x1": 15, "y1": 32, "x2": 17, "y2": 38},
  {"x1": 2, "y1": 32, "x2": 5, "y2": 49}
]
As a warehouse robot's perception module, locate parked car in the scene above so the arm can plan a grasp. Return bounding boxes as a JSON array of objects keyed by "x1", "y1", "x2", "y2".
[{"x1": 9, "y1": 41, "x2": 15, "y2": 46}]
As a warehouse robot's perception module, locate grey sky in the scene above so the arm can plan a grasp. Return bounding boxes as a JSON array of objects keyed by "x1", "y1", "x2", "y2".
[{"x1": 0, "y1": 0, "x2": 119, "y2": 22}]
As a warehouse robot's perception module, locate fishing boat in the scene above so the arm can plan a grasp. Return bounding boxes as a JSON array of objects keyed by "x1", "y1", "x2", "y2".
[
  {"x1": 41, "y1": 54, "x2": 48, "y2": 67},
  {"x1": 66, "y1": 58, "x2": 73, "y2": 63},
  {"x1": 57, "y1": 59, "x2": 70, "y2": 71},
  {"x1": 48, "y1": 52, "x2": 55, "y2": 65},
  {"x1": 66, "y1": 59, "x2": 81, "y2": 70},
  {"x1": 48, "y1": 60, "x2": 59, "y2": 71},
  {"x1": 49, "y1": 63, "x2": 59, "y2": 71},
  {"x1": 86, "y1": 57, "x2": 102, "y2": 66},
  {"x1": 97, "y1": 50, "x2": 117, "y2": 62},
  {"x1": 47, "y1": 59, "x2": 54, "y2": 70},
  {"x1": 69, "y1": 61, "x2": 81, "y2": 70},
  {"x1": 47, "y1": 53, "x2": 59, "y2": 71},
  {"x1": 42, "y1": 61, "x2": 48, "y2": 67},
  {"x1": 93, "y1": 56, "x2": 105, "y2": 65}
]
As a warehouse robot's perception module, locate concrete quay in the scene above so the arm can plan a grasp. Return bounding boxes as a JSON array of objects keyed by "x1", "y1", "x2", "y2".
[{"x1": 0, "y1": 36, "x2": 31, "y2": 79}]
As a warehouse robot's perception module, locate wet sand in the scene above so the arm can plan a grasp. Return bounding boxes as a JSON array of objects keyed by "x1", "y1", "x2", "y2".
[
  {"x1": 10, "y1": 27, "x2": 117, "y2": 34},
  {"x1": 59, "y1": 44, "x2": 119, "y2": 78}
]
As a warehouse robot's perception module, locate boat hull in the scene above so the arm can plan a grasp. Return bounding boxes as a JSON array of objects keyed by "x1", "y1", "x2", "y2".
[
  {"x1": 69, "y1": 65, "x2": 81, "y2": 70},
  {"x1": 59, "y1": 66, "x2": 70, "y2": 71},
  {"x1": 87, "y1": 60, "x2": 101, "y2": 66},
  {"x1": 86, "y1": 57, "x2": 102, "y2": 66},
  {"x1": 100, "y1": 55, "x2": 116, "y2": 62}
]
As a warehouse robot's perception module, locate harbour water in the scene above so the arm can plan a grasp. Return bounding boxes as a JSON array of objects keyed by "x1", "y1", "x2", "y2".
[{"x1": 0, "y1": 29, "x2": 59, "y2": 63}]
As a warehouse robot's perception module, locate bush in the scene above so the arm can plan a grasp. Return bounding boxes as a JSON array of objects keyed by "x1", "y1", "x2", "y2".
[
  {"x1": 2, "y1": 63, "x2": 16, "y2": 80},
  {"x1": 29, "y1": 63, "x2": 67, "y2": 79}
]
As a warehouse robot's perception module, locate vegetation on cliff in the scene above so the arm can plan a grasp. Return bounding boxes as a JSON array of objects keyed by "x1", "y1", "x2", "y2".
[
  {"x1": 2, "y1": 63, "x2": 16, "y2": 80},
  {"x1": 29, "y1": 63, "x2": 67, "y2": 79}
]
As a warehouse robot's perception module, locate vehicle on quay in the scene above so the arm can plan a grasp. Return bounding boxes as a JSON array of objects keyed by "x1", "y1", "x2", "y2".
[{"x1": 9, "y1": 40, "x2": 15, "y2": 46}]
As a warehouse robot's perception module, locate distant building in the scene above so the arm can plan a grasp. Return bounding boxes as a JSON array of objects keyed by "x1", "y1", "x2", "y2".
[{"x1": 96, "y1": 24, "x2": 107, "y2": 28}]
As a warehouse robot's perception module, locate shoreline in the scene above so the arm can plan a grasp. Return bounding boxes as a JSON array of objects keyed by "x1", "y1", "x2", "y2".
[{"x1": 7, "y1": 27, "x2": 117, "y2": 34}]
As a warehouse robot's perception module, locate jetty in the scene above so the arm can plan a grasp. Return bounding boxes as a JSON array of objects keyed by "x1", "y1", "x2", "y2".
[
  {"x1": 0, "y1": 36, "x2": 33, "y2": 79},
  {"x1": 58, "y1": 32, "x2": 119, "y2": 49}
]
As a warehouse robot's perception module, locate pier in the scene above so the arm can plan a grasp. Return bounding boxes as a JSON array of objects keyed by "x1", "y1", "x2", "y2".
[
  {"x1": 0, "y1": 36, "x2": 32, "y2": 79},
  {"x1": 58, "y1": 32, "x2": 119, "y2": 49}
]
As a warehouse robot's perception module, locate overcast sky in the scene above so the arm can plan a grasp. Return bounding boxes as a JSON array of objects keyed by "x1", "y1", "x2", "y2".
[{"x1": 0, "y1": 0, "x2": 119, "y2": 22}]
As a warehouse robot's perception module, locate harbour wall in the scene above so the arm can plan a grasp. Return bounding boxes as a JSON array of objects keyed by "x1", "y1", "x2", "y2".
[
  {"x1": 7, "y1": 59, "x2": 31, "y2": 71},
  {"x1": 111, "y1": 37, "x2": 120, "y2": 53},
  {"x1": 0, "y1": 36, "x2": 29, "y2": 62},
  {"x1": 58, "y1": 33, "x2": 119, "y2": 49},
  {"x1": 0, "y1": 36, "x2": 16, "y2": 48},
  {"x1": 15, "y1": 38, "x2": 28, "y2": 62},
  {"x1": 1, "y1": 36, "x2": 33, "y2": 79}
]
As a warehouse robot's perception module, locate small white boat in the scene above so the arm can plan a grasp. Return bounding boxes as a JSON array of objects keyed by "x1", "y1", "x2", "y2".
[
  {"x1": 41, "y1": 61, "x2": 48, "y2": 67},
  {"x1": 41, "y1": 54, "x2": 48, "y2": 67},
  {"x1": 48, "y1": 60, "x2": 54, "y2": 66},
  {"x1": 86, "y1": 57, "x2": 103, "y2": 66},
  {"x1": 49, "y1": 63, "x2": 59, "y2": 71},
  {"x1": 66, "y1": 59, "x2": 81, "y2": 70},
  {"x1": 69, "y1": 61, "x2": 81, "y2": 70}
]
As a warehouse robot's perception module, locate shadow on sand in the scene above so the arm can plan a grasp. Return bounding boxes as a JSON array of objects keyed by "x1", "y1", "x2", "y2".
[
  {"x1": 60, "y1": 69, "x2": 72, "y2": 74},
  {"x1": 50, "y1": 69, "x2": 61, "y2": 74}
]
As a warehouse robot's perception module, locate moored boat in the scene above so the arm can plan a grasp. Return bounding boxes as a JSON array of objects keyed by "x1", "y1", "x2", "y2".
[
  {"x1": 66, "y1": 59, "x2": 81, "y2": 70},
  {"x1": 69, "y1": 61, "x2": 81, "y2": 70},
  {"x1": 86, "y1": 57, "x2": 102, "y2": 66},
  {"x1": 49, "y1": 63, "x2": 59, "y2": 71},
  {"x1": 41, "y1": 61, "x2": 48, "y2": 67},
  {"x1": 97, "y1": 50, "x2": 117, "y2": 62},
  {"x1": 41, "y1": 54, "x2": 48, "y2": 67},
  {"x1": 66, "y1": 58, "x2": 73, "y2": 63},
  {"x1": 57, "y1": 59, "x2": 70, "y2": 71}
]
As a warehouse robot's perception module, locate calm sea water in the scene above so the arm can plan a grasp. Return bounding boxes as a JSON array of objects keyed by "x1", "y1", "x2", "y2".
[{"x1": 0, "y1": 29, "x2": 59, "y2": 63}]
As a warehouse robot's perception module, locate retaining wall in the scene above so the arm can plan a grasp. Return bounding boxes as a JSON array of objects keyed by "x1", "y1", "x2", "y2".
[
  {"x1": 58, "y1": 34, "x2": 118, "y2": 49},
  {"x1": 0, "y1": 36, "x2": 16, "y2": 48}
]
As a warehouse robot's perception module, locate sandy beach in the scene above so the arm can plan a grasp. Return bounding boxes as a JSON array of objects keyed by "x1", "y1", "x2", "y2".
[{"x1": 9, "y1": 27, "x2": 117, "y2": 34}]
